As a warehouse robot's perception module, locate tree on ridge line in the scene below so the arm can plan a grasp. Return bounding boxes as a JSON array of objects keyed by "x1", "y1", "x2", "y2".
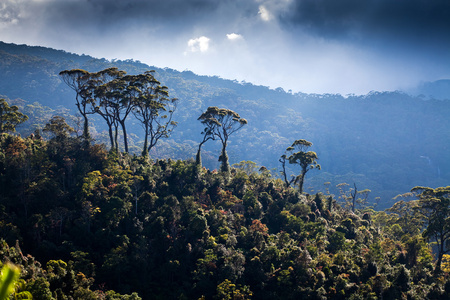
[{"x1": 197, "y1": 107, "x2": 247, "y2": 173}]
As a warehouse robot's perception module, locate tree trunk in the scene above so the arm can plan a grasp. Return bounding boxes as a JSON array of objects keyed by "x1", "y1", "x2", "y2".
[
  {"x1": 83, "y1": 114, "x2": 90, "y2": 140},
  {"x1": 120, "y1": 120, "x2": 128, "y2": 153},
  {"x1": 435, "y1": 236, "x2": 445, "y2": 273},
  {"x1": 299, "y1": 167, "x2": 307, "y2": 194},
  {"x1": 108, "y1": 125, "x2": 114, "y2": 150},
  {"x1": 196, "y1": 147, "x2": 202, "y2": 167},
  {"x1": 280, "y1": 156, "x2": 291, "y2": 187},
  {"x1": 114, "y1": 125, "x2": 119, "y2": 151},
  {"x1": 196, "y1": 140, "x2": 208, "y2": 167},
  {"x1": 142, "y1": 133, "x2": 149, "y2": 157},
  {"x1": 219, "y1": 142, "x2": 229, "y2": 173}
]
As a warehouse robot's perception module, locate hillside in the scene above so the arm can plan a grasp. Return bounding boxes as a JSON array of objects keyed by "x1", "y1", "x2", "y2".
[
  {"x1": 0, "y1": 133, "x2": 449, "y2": 299},
  {"x1": 1, "y1": 41, "x2": 450, "y2": 208}
]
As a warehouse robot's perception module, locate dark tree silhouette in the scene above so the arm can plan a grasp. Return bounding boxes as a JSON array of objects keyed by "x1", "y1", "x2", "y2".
[
  {"x1": 59, "y1": 69, "x2": 93, "y2": 140},
  {"x1": 282, "y1": 139, "x2": 320, "y2": 193},
  {"x1": 197, "y1": 107, "x2": 247, "y2": 173},
  {"x1": 131, "y1": 72, "x2": 178, "y2": 156},
  {"x1": 196, "y1": 111, "x2": 219, "y2": 168}
]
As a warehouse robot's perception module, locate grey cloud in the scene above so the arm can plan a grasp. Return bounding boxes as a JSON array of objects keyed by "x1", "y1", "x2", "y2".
[
  {"x1": 84, "y1": 0, "x2": 219, "y2": 22},
  {"x1": 3, "y1": 0, "x2": 448, "y2": 94},
  {"x1": 280, "y1": 0, "x2": 450, "y2": 47},
  {"x1": 35, "y1": 0, "x2": 256, "y2": 33},
  {"x1": 0, "y1": 1, "x2": 21, "y2": 24}
]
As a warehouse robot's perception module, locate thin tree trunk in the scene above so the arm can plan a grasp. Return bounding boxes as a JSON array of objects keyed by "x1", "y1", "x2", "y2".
[
  {"x1": 120, "y1": 120, "x2": 128, "y2": 153},
  {"x1": 114, "y1": 125, "x2": 119, "y2": 151},
  {"x1": 142, "y1": 124, "x2": 149, "y2": 156},
  {"x1": 108, "y1": 126, "x2": 114, "y2": 149},
  {"x1": 299, "y1": 168, "x2": 307, "y2": 194},
  {"x1": 83, "y1": 114, "x2": 89, "y2": 140},
  {"x1": 220, "y1": 142, "x2": 229, "y2": 173},
  {"x1": 196, "y1": 140, "x2": 208, "y2": 167},
  {"x1": 280, "y1": 156, "x2": 292, "y2": 188},
  {"x1": 435, "y1": 235, "x2": 445, "y2": 273}
]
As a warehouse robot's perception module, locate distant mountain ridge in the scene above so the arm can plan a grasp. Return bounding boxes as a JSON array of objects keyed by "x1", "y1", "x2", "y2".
[
  {"x1": 410, "y1": 79, "x2": 450, "y2": 100},
  {"x1": 1, "y1": 41, "x2": 449, "y2": 209}
]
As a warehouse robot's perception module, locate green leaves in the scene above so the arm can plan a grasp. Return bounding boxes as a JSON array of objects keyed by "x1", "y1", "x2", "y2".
[
  {"x1": 0, "y1": 263, "x2": 20, "y2": 300},
  {"x1": 0, "y1": 99, "x2": 29, "y2": 133},
  {"x1": 197, "y1": 107, "x2": 247, "y2": 172},
  {"x1": 281, "y1": 139, "x2": 320, "y2": 193}
]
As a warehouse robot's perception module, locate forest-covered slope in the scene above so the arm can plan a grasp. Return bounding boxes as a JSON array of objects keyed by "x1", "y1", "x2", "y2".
[
  {"x1": 1, "y1": 41, "x2": 449, "y2": 208},
  {"x1": 1, "y1": 132, "x2": 449, "y2": 299}
]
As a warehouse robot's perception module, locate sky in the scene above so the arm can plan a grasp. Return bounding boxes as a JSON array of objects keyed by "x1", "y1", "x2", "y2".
[{"x1": 1, "y1": 0, "x2": 450, "y2": 95}]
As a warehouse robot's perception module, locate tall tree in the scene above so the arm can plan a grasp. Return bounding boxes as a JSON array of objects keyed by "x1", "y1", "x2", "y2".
[
  {"x1": 60, "y1": 68, "x2": 125, "y2": 147},
  {"x1": 95, "y1": 77, "x2": 128, "y2": 152},
  {"x1": 412, "y1": 186, "x2": 450, "y2": 273},
  {"x1": 282, "y1": 139, "x2": 320, "y2": 193},
  {"x1": 197, "y1": 107, "x2": 247, "y2": 173},
  {"x1": 0, "y1": 99, "x2": 28, "y2": 134},
  {"x1": 91, "y1": 68, "x2": 127, "y2": 151},
  {"x1": 279, "y1": 154, "x2": 294, "y2": 188},
  {"x1": 131, "y1": 71, "x2": 178, "y2": 156},
  {"x1": 59, "y1": 69, "x2": 93, "y2": 140},
  {"x1": 196, "y1": 112, "x2": 219, "y2": 167}
]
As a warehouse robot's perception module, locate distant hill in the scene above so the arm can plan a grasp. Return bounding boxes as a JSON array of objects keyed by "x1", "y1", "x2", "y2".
[
  {"x1": 408, "y1": 79, "x2": 450, "y2": 100},
  {"x1": 1, "y1": 41, "x2": 449, "y2": 209}
]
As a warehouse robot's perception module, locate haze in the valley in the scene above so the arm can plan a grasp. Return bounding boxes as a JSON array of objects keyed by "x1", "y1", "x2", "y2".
[{"x1": 1, "y1": 0, "x2": 450, "y2": 95}]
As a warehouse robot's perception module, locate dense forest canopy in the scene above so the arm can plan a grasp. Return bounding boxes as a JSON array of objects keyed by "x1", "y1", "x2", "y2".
[
  {"x1": 1, "y1": 41, "x2": 450, "y2": 299},
  {"x1": 1, "y1": 41, "x2": 449, "y2": 209},
  {"x1": 0, "y1": 120, "x2": 449, "y2": 299}
]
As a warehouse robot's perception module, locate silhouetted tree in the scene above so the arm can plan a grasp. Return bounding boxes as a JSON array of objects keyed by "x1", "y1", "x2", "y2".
[
  {"x1": 196, "y1": 111, "x2": 218, "y2": 167},
  {"x1": 197, "y1": 107, "x2": 247, "y2": 174},
  {"x1": 282, "y1": 139, "x2": 320, "y2": 193},
  {"x1": 59, "y1": 69, "x2": 93, "y2": 140},
  {"x1": 131, "y1": 71, "x2": 178, "y2": 156},
  {"x1": 90, "y1": 68, "x2": 127, "y2": 151},
  {"x1": 279, "y1": 154, "x2": 295, "y2": 188},
  {"x1": 61, "y1": 68, "x2": 125, "y2": 148}
]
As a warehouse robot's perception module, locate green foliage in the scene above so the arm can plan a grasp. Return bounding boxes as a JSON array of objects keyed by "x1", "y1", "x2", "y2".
[
  {"x1": 0, "y1": 99, "x2": 28, "y2": 134},
  {"x1": 0, "y1": 128, "x2": 448, "y2": 299},
  {"x1": 43, "y1": 115, "x2": 75, "y2": 139},
  {"x1": 60, "y1": 68, "x2": 178, "y2": 154},
  {"x1": 411, "y1": 186, "x2": 450, "y2": 272},
  {"x1": 198, "y1": 107, "x2": 247, "y2": 174},
  {"x1": 281, "y1": 139, "x2": 320, "y2": 193},
  {"x1": 0, "y1": 263, "x2": 20, "y2": 300},
  {"x1": 2, "y1": 41, "x2": 450, "y2": 208}
]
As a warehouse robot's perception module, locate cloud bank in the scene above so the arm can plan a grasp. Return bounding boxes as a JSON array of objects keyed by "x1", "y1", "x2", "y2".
[{"x1": 0, "y1": 0, "x2": 449, "y2": 94}]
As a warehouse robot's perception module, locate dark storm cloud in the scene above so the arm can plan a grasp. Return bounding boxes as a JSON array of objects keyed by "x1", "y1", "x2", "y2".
[
  {"x1": 39, "y1": 0, "x2": 253, "y2": 34},
  {"x1": 3, "y1": 0, "x2": 449, "y2": 94},
  {"x1": 84, "y1": 0, "x2": 219, "y2": 22},
  {"x1": 281, "y1": 0, "x2": 450, "y2": 47}
]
